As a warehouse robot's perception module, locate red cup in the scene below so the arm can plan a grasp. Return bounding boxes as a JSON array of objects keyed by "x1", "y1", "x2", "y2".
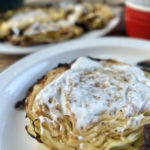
[{"x1": 125, "y1": 2, "x2": 150, "y2": 40}]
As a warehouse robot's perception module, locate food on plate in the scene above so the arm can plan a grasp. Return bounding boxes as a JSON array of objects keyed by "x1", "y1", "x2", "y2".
[
  {"x1": 26, "y1": 56, "x2": 150, "y2": 150},
  {"x1": 76, "y1": 2, "x2": 113, "y2": 30},
  {"x1": 140, "y1": 124, "x2": 150, "y2": 150},
  {"x1": 0, "y1": 2, "x2": 113, "y2": 46},
  {"x1": 0, "y1": 6, "x2": 67, "y2": 38},
  {"x1": 138, "y1": 59, "x2": 150, "y2": 71},
  {"x1": 9, "y1": 24, "x2": 83, "y2": 46}
]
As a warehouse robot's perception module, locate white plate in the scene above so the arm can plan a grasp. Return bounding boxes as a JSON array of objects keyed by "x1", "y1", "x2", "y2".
[
  {"x1": 0, "y1": 10, "x2": 120, "y2": 55},
  {"x1": 1, "y1": 37, "x2": 150, "y2": 150}
]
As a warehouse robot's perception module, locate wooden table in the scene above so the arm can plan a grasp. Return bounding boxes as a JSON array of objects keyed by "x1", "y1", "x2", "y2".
[{"x1": 0, "y1": 55, "x2": 24, "y2": 72}]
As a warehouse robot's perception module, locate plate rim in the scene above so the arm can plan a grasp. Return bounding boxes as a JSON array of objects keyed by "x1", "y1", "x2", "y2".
[
  {"x1": 0, "y1": 13, "x2": 120, "y2": 55},
  {"x1": 1, "y1": 37, "x2": 150, "y2": 150},
  {"x1": 0, "y1": 37, "x2": 150, "y2": 92}
]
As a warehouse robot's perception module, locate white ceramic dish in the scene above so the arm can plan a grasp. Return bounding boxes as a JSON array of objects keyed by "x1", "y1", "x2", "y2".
[
  {"x1": 1, "y1": 37, "x2": 150, "y2": 150},
  {"x1": 0, "y1": 11, "x2": 120, "y2": 55}
]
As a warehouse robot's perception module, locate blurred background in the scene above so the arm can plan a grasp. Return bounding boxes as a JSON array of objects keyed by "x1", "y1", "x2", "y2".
[
  {"x1": 0, "y1": 0, "x2": 124, "y2": 11},
  {"x1": 0, "y1": 0, "x2": 150, "y2": 71}
]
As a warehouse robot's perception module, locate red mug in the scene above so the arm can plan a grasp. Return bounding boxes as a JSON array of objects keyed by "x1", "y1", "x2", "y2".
[{"x1": 125, "y1": 0, "x2": 150, "y2": 40}]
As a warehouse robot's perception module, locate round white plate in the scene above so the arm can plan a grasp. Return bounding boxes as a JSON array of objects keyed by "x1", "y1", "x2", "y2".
[
  {"x1": 1, "y1": 37, "x2": 150, "y2": 150},
  {"x1": 0, "y1": 10, "x2": 120, "y2": 55}
]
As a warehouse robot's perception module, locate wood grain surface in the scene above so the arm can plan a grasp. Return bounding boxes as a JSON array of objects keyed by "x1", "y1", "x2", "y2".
[{"x1": 0, "y1": 55, "x2": 24, "y2": 72}]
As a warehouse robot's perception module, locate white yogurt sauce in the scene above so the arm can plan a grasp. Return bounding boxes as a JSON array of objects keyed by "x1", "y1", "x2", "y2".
[
  {"x1": 8, "y1": 9, "x2": 49, "y2": 29},
  {"x1": 36, "y1": 57, "x2": 150, "y2": 129},
  {"x1": 67, "y1": 5, "x2": 84, "y2": 24},
  {"x1": 24, "y1": 5, "x2": 84, "y2": 35}
]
